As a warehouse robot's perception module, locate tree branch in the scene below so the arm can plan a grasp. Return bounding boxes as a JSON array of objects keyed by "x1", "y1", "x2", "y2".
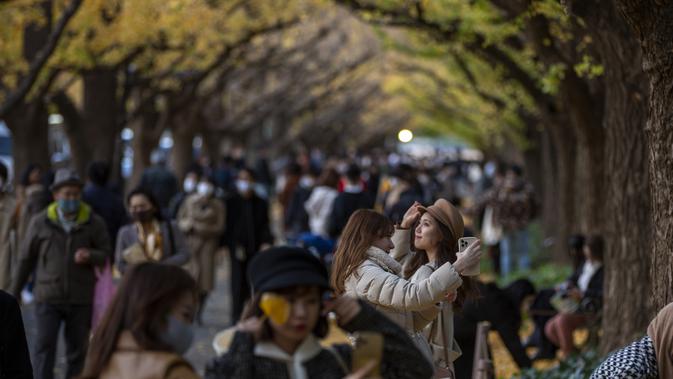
[{"x1": 0, "y1": 0, "x2": 83, "y2": 118}]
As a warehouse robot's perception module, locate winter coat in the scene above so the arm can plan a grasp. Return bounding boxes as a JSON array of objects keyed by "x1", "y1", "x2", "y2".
[
  {"x1": 177, "y1": 194, "x2": 225, "y2": 292},
  {"x1": 487, "y1": 180, "x2": 536, "y2": 232},
  {"x1": 99, "y1": 331, "x2": 199, "y2": 379},
  {"x1": 82, "y1": 183, "x2": 128, "y2": 249},
  {"x1": 17, "y1": 184, "x2": 50, "y2": 248},
  {"x1": 224, "y1": 193, "x2": 273, "y2": 260},
  {"x1": 344, "y1": 241, "x2": 462, "y2": 363},
  {"x1": 389, "y1": 228, "x2": 462, "y2": 370},
  {"x1": 0, "y1": 194, "x2": 17, "y2": 290},
  {"x1": 284, "y1": 185, "x2": 312, "y2": 235},
  {"x1": 10, "y1": 203, "x2": 111, "y2": 304},
  {"x1": 115, "y1": 220, "x2": 190, "y2": 274},
  {"x1": 454, "y1": 282, "x2": 531, "y2": 379},
  {"x1": 304, "y1": 186, "x2": 338, "y2": 238},
  {"x1": 0, "y1": 290, "x2": 32, "y2": 379},
  {"x1": 205, "y1": 301, "x2": 434, "y2": 379},
  {"x1": 327, "y1": 191, "x2": 374, "y2": 238},
  {"x1": 568, "y1": 265, "x2": 604, "y2": 305}
]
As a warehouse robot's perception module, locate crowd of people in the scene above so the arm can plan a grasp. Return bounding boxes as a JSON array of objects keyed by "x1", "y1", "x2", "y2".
[{"x1": 0, "y1": 149, "x2": 665, "y2": 379}]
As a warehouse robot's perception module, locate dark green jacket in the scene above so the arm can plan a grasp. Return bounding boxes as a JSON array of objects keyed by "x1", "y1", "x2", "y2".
[{"x1": 10, "y1": 202, "x2": 111, "y2": 304}]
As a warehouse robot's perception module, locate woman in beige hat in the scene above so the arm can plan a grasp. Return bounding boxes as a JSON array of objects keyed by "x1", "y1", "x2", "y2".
[
  {"x1": 391, "y1": 199, "x2": 480, "y2": 378},
  {"x1": 331, "y1": 208, "x2": 481, "y2": 374}
]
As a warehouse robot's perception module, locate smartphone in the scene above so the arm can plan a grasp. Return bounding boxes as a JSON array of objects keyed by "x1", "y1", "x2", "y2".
[
  {"x1": 458, "y1": 237, "x2": 478, "y2": 252},
  {"x1": 351, "y1": 331, "x2": 383, "y2": 378}
]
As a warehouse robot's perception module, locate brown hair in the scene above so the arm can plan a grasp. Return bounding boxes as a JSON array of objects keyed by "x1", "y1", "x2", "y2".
[
  {"x1": 241, "y1": 286, "x2": 329, "y2": 339},
  {"x1": 403, "y1": 216, "x2": 478, "y2": 311},
  {"x1": 318, "y1": 167, "x2": 340, "y2": 189},
  {"x1": 331, "y1": 209, "x2": 394, "y2": 295},
  {"x1": 79, "y1": 263, "x2": 198, "y2": 378},
  {"x1": 585, "y1": 235, "x2": 604, "y2": 262}
]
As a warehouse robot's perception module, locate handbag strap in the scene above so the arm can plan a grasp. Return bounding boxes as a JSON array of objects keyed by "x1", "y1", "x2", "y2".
[
  {"x1": 326, "y1": 346, "x2": 350, "y2": 375},
  {"x1": 439, "y1": 304, "x2": 452, "y2": 367}
]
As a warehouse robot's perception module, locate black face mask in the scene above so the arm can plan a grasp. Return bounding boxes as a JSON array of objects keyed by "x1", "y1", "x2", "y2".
[{"x1": 131, "y1": 209, "x2": 154, "y2": 223}]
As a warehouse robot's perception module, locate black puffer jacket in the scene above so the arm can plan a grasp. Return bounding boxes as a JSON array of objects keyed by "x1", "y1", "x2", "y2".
[{"x1": 205, "y1": 302, "x2": 433, "y2": 379}]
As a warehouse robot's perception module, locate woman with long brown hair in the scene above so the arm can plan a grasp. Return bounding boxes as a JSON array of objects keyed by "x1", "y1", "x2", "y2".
[
  {"x1": 392, "y1": 199, "x2": 480, "y2": 378},
  {"x1": 331, "y1": 209, "x2": 481, "y2": 370},
  {"x1": 79, "y1": 263, "x2": 200, "y2": 379}
]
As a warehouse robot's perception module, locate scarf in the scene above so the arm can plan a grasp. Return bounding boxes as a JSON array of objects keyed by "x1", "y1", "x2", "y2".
[
  {"x1": 365, "y1": 246, "x2": 402, "y2": 275},
  {"x1": 136, "y1": 221, "x2": 163, "y2": 261},
  {"x1": 647, "y1": 302, "x2": 673, "y2": 379},
  {"x1": 254, "y1": 335, "x2": 323, "y2": 379}
]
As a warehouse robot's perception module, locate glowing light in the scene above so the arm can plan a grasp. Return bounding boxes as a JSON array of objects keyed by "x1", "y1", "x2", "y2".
[{"x1": 398, "y1": 129, "x2": 414, "y2": 143}]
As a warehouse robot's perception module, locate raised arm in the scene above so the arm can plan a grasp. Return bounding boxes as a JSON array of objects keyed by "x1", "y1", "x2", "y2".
[
  {"x1": 353, "y1": 261, "x2": 462, "y2": 312},
  {"x1": 390, "y1": 202, "x2": 421, "y2": 262}
]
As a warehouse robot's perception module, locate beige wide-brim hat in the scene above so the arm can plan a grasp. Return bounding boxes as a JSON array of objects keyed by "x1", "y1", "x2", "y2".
[{"x1": 418, "y1": 198, "x2": 464, "y2": 240}]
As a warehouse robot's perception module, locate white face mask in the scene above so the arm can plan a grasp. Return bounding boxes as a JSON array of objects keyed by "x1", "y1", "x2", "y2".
[
  {"x1": 299, "y1": 176, "x2": 315, "y2": 188},
  {"x1": 183, "y1": 178, "x2": 197, "y2": 193},
  {"x1": 236, "y1": 180, "x2": 251, "y2": 194},
  {"x1": 196, "y1": 182, "x2": 214, "y2": 197}
]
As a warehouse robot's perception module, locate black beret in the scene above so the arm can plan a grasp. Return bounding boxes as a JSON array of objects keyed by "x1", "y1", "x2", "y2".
[{"x1": 247, "y1": 246, "x2": 329, "y2": 293}]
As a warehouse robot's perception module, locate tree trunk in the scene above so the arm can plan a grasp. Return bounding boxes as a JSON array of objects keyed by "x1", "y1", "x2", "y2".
[
  {"x1": 129, "y1": 108, "x2": 162, "y2": 188},
  {"x1": 615, "y1": 1, "x2": 673, "y2": 313},
  {"x1": 522, "y1": 124, "x2": 546, "y2": 216},
  {"x1": 546, "y1": 121, "x2": 577, "y2": 262},
  {"x1": 539, "y1": 127, "x2": 559, "y2": 256},
  {"x1": 558, "y1": 72, "x2": 605, "y2": 234},
  {"x1": 5, "y1": 101, "x2": 51, "y2": 183},
  {"x1": 565, "y1": 0, "x2": 655, "y2": 353},
  {"x1": 82, "y1": 68, "x2": 119, "y2": 166}
]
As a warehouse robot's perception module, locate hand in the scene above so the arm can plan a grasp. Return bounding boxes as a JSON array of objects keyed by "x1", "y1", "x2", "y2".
[
  {"x1": 400, "y1": 201, "x2": 422, "y2": 229},
  {"x1": 74, "y1": 248, "x2": 91, "y2": 264},
  {"x1": 453, "y1": 240, "x2": 481, "y2": 275},
  {"x1": 344, "y1": 360, "x2": 377, "y2": 379},
  {"x1": 445, "y1": 290, "x2": 457, "y2": 303},
  {"x1": 237, "y1": 316, "x2": 264, "y2": 340},
  {"x1": 323, "y1": 295, "x2": 362, "y2": 326}
]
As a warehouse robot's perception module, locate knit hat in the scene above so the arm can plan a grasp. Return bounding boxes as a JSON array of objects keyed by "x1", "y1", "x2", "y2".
[
  {"x1": 51, "y1": 168, "x2": 83, "y2": 191},
  {"x1": 248, "y1": 246, "x2": 329, "y2": 293},
  {"x1": 418, "y1": 198, "x2": 464, "y2": 240}
]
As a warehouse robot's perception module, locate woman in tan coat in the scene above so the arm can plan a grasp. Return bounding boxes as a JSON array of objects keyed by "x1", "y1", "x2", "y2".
[
  {"x1": 331, "y1": 209, "x2": 481, "y2": 367},
  {"x1": 177, "y1": 177, "x2": 225, "y2": 321},
  {"x1": 392, "y1": 199, "x2": 480, "y2": 378},
  {"x1": 80, "y1": 262, "x2": 200, "y2": 379}
]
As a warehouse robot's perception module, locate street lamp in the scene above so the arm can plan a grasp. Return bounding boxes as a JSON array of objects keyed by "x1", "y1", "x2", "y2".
[{"x1": 398, "y1": 129, "x2": 414, "y2": 143}]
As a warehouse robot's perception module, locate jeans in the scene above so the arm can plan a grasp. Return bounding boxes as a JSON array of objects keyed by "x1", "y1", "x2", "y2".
[
  {"x1": 34, "y1": 303, "x2": 92, "y2": 379},
  {"x1": 500, "y1": 228, "x2": 530, "y2": 276}
]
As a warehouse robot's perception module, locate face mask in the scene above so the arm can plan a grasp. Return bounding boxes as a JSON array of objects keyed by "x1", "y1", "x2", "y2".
[
  {"x1": 236, "y1": 180, "x2": 251, "y2": 194},
  {"x1": 130, "y1": 209, "x2": 154, "y2": 223},
  {"x1": 299, "y1": 176, "x2": 314, "y2": 188},
  {"x1": 183, "y1": 178, "x2": 197, "y2": 193},
  {"x1": 160, "y1": 316, "x2": 194, "y2": 355},
  {"x1": 197, "y1": 182, "x2": 214, "y2": 197},
  {"x1": 58, "y1": 199, "x2": 80, "y2": 215}
]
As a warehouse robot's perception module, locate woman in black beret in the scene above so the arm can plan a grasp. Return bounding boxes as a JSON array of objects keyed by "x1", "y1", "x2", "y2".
[{"x1": 205, "y1": 246, "x2": 434, "y2": 379}]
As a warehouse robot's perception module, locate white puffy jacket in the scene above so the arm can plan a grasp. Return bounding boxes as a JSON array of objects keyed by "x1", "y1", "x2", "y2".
[{"x1": 344, "y1": 243, "x2": 462, "y2": 338}]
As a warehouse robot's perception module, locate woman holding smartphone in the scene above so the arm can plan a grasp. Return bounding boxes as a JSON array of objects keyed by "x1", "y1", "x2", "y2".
[{"x1": 392, "y1": 200, "x2": 480, "y2": 378}]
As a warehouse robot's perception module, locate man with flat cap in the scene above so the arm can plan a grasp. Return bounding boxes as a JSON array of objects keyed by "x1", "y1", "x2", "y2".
[{"x1": 10, "y1": 168, "x2": 111, "y2": 379}]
